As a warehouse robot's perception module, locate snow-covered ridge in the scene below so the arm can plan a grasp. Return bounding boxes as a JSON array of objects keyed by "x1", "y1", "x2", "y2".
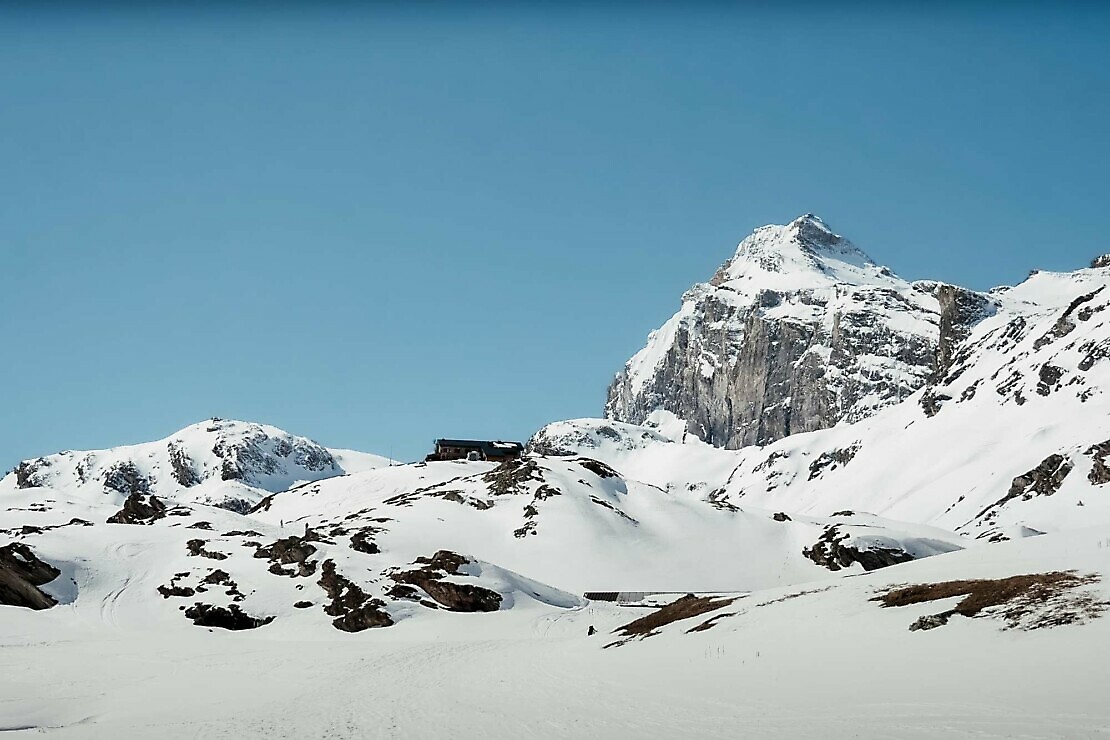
[
  {"x1": 705, "y1": 262, "x2": 1110, "y2": 538},
  {"x1": 2, "y1": 418, "x2": 390, "y2": 513},
  {"x1": 527, "y1": 414, "x2": 741, "y2": 495}
]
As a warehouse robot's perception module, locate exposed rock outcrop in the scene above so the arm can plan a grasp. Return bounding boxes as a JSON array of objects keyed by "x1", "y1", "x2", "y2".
[
  {"x1": 483, "y1": 457, "x2": 542, "y2": 496},
  {"x1": 1086, "y1": 440, "x2": 1110, "y2": 485},
  {"x1": 99, "y1": 462, "x2": 153, "y2": 497},
  {"x1": 803, "y1": 525, "x2": 916, "y2": 572},
  {"x1": 106, "y1": 492, "x2": 168, "y2": 525},
  {"x1": 317, "y1": 559, "x2": 393, "y2": 632},
  {"x1": 932, "y1": 283, "x2": 994, "y2": 381},
  {"x1": 186, "y1": 539, "x2": 228, "y2": 561},
  {"x1": 0, "y1": 543, "x2": 60, "y2": 610},
  {"x1": 254, "y1": 535, "x2": 318, "y2": 577},
  {"x1": 12, "y1": 459, "x2": 51, "y2": 489},
  {"x1": 184, "y1": 603, "x2": 274, "y2": 630},
  {"x1": 974, "y1": 454, "x2": 1074, "y2": 528},
  {"x1": 168, "y1": 441, "x2": 201, "y2": 487},
  {"x1": 388, "y1": 551, "x2": 503, "y2": 612},
  {"x1": 807, "y1": 444, "x2": 860, "y2": 481}
]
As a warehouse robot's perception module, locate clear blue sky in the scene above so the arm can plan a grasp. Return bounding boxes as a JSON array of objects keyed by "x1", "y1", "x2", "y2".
[{"x1": 2, "y1": 3, "x2": 1108, "y2": 467}]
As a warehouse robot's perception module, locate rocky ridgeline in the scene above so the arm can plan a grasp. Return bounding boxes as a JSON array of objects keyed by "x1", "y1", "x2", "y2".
[{"x1": 3, "y1": 418, "x2": 344, "y2": 512}]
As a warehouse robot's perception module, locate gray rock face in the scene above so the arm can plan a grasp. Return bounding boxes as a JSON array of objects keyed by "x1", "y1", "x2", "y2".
[
  {"x1": 606, "y1": 215, "x2": 986, "y2": 448},
  {"x1": 933, "y1": 283, "x2": 995, "y2": 380}
]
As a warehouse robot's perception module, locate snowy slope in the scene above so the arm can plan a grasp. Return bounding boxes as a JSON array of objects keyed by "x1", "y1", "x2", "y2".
[
  {"x1": 2, "y1": 521, "x2": 1106, "y2": 739},
  {"x1": 0, "y1": 469, "x2": 584, "y2": 637},
  {"x1": 711, "y1": 264, "x2": 1110, "y2": 540},
  {"x1": 0, "y1": 431, "x2": 971, "y2": 655},
  {"x1": 527, "y1": 411, "x2": 742, "y2": 495},
  {"x1": 252, "y1": 454, "x2": 969, "y2": 594}
]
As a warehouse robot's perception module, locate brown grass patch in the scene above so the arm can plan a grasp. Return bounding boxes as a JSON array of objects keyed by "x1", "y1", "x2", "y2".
[
  {"x1": 608, "y1": 594, "x2": 736, "y2": 645},
  {"x1": 873, "y1": 571, "x2": 1106, "y2": 631}
]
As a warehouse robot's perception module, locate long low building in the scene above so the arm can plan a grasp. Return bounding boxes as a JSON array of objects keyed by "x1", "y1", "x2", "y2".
[{"x1": 426, "y1": 439, "x2": 525, "y2": 463}]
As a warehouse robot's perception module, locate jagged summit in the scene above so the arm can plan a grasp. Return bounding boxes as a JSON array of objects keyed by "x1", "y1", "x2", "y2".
[
  {"x1": 790, "y1": 213, "x2": 873, "y2": 261},
  {"x1": 711, "y1": 215, "x2": 886, "y2": 292}
]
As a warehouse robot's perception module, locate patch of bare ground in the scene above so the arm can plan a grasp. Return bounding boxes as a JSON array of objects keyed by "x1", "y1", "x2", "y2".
[
  {"x1": 607, "y1": 594, "x2": 737, "y2": 646},
  {"x1": 686, "y1": 611, "x2": 738, "y2": 633},
  {"x1": 873, "y1": 571, "x2": 1107, "y2": 631}
]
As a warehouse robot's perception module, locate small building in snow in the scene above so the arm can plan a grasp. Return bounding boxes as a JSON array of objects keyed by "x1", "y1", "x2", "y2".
[{"x1": 426, "y1": 439, "x2": 525, "y2": 463}]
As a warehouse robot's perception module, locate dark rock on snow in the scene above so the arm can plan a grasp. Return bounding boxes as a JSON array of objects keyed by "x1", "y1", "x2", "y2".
[
  {"x1": 184, "y1": 603, "x2": 274, "y2": 630},
  {"x1": 803, "y1": 525, "x2": 915, "y2": 572},
  {"x1": 0, "y1": 542, "x2": 61, "y2": 610},
  {"x1": 317, "y1": 559, "x2": 394, "y2": 632},
  {"x1": 106, "y1": 493, "x2": 168, "y2": 525},
  {"x1": 389, "y1": 551, "x2": 503, "y2": 613}
]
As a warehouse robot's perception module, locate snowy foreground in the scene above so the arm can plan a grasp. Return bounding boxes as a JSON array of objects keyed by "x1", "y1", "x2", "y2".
[{"x1": 3, "y1": 527, "x2": 1109, "y2": 739}]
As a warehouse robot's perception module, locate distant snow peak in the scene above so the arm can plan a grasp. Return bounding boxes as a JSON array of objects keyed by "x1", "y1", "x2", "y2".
[
  {"x1": 1, "y1": 417, "x2": 390, "y2": 513},
  {"x1": 713, "y1": 214, "x2": 878, "y2": 285}
]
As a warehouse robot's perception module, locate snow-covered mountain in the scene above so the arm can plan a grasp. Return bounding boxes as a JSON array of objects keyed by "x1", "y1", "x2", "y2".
[
  {"x1": 606, "y1": 214, "x2": 989, "y2": 448},
  {"x1": 0, "y1": 437, "x2": 968, "y2": 638},
  {"x1": 556, "y1": 221, "x2": 1109, "y2": 547},
  {"x1": 7, "y1": 215, "x2": 1110, "y2": 634},
  {"x1": 5, "y1": 216, "x2": 1110, "y2": 737},
  {"x1": 3, "y1": 418, "x2": 390, "y2": 513},
  {"x1": 713, "y1": 263, "x2": 1110, "y2": 541}
]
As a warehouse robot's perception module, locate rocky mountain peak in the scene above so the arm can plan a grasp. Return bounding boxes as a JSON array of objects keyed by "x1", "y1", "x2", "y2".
[
  {"x1": 711, "y1": 215, "x2": 880, "y2": 288},
  {"x1": 607, "y1": 217, "x2": 947, "y2": 449}
]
